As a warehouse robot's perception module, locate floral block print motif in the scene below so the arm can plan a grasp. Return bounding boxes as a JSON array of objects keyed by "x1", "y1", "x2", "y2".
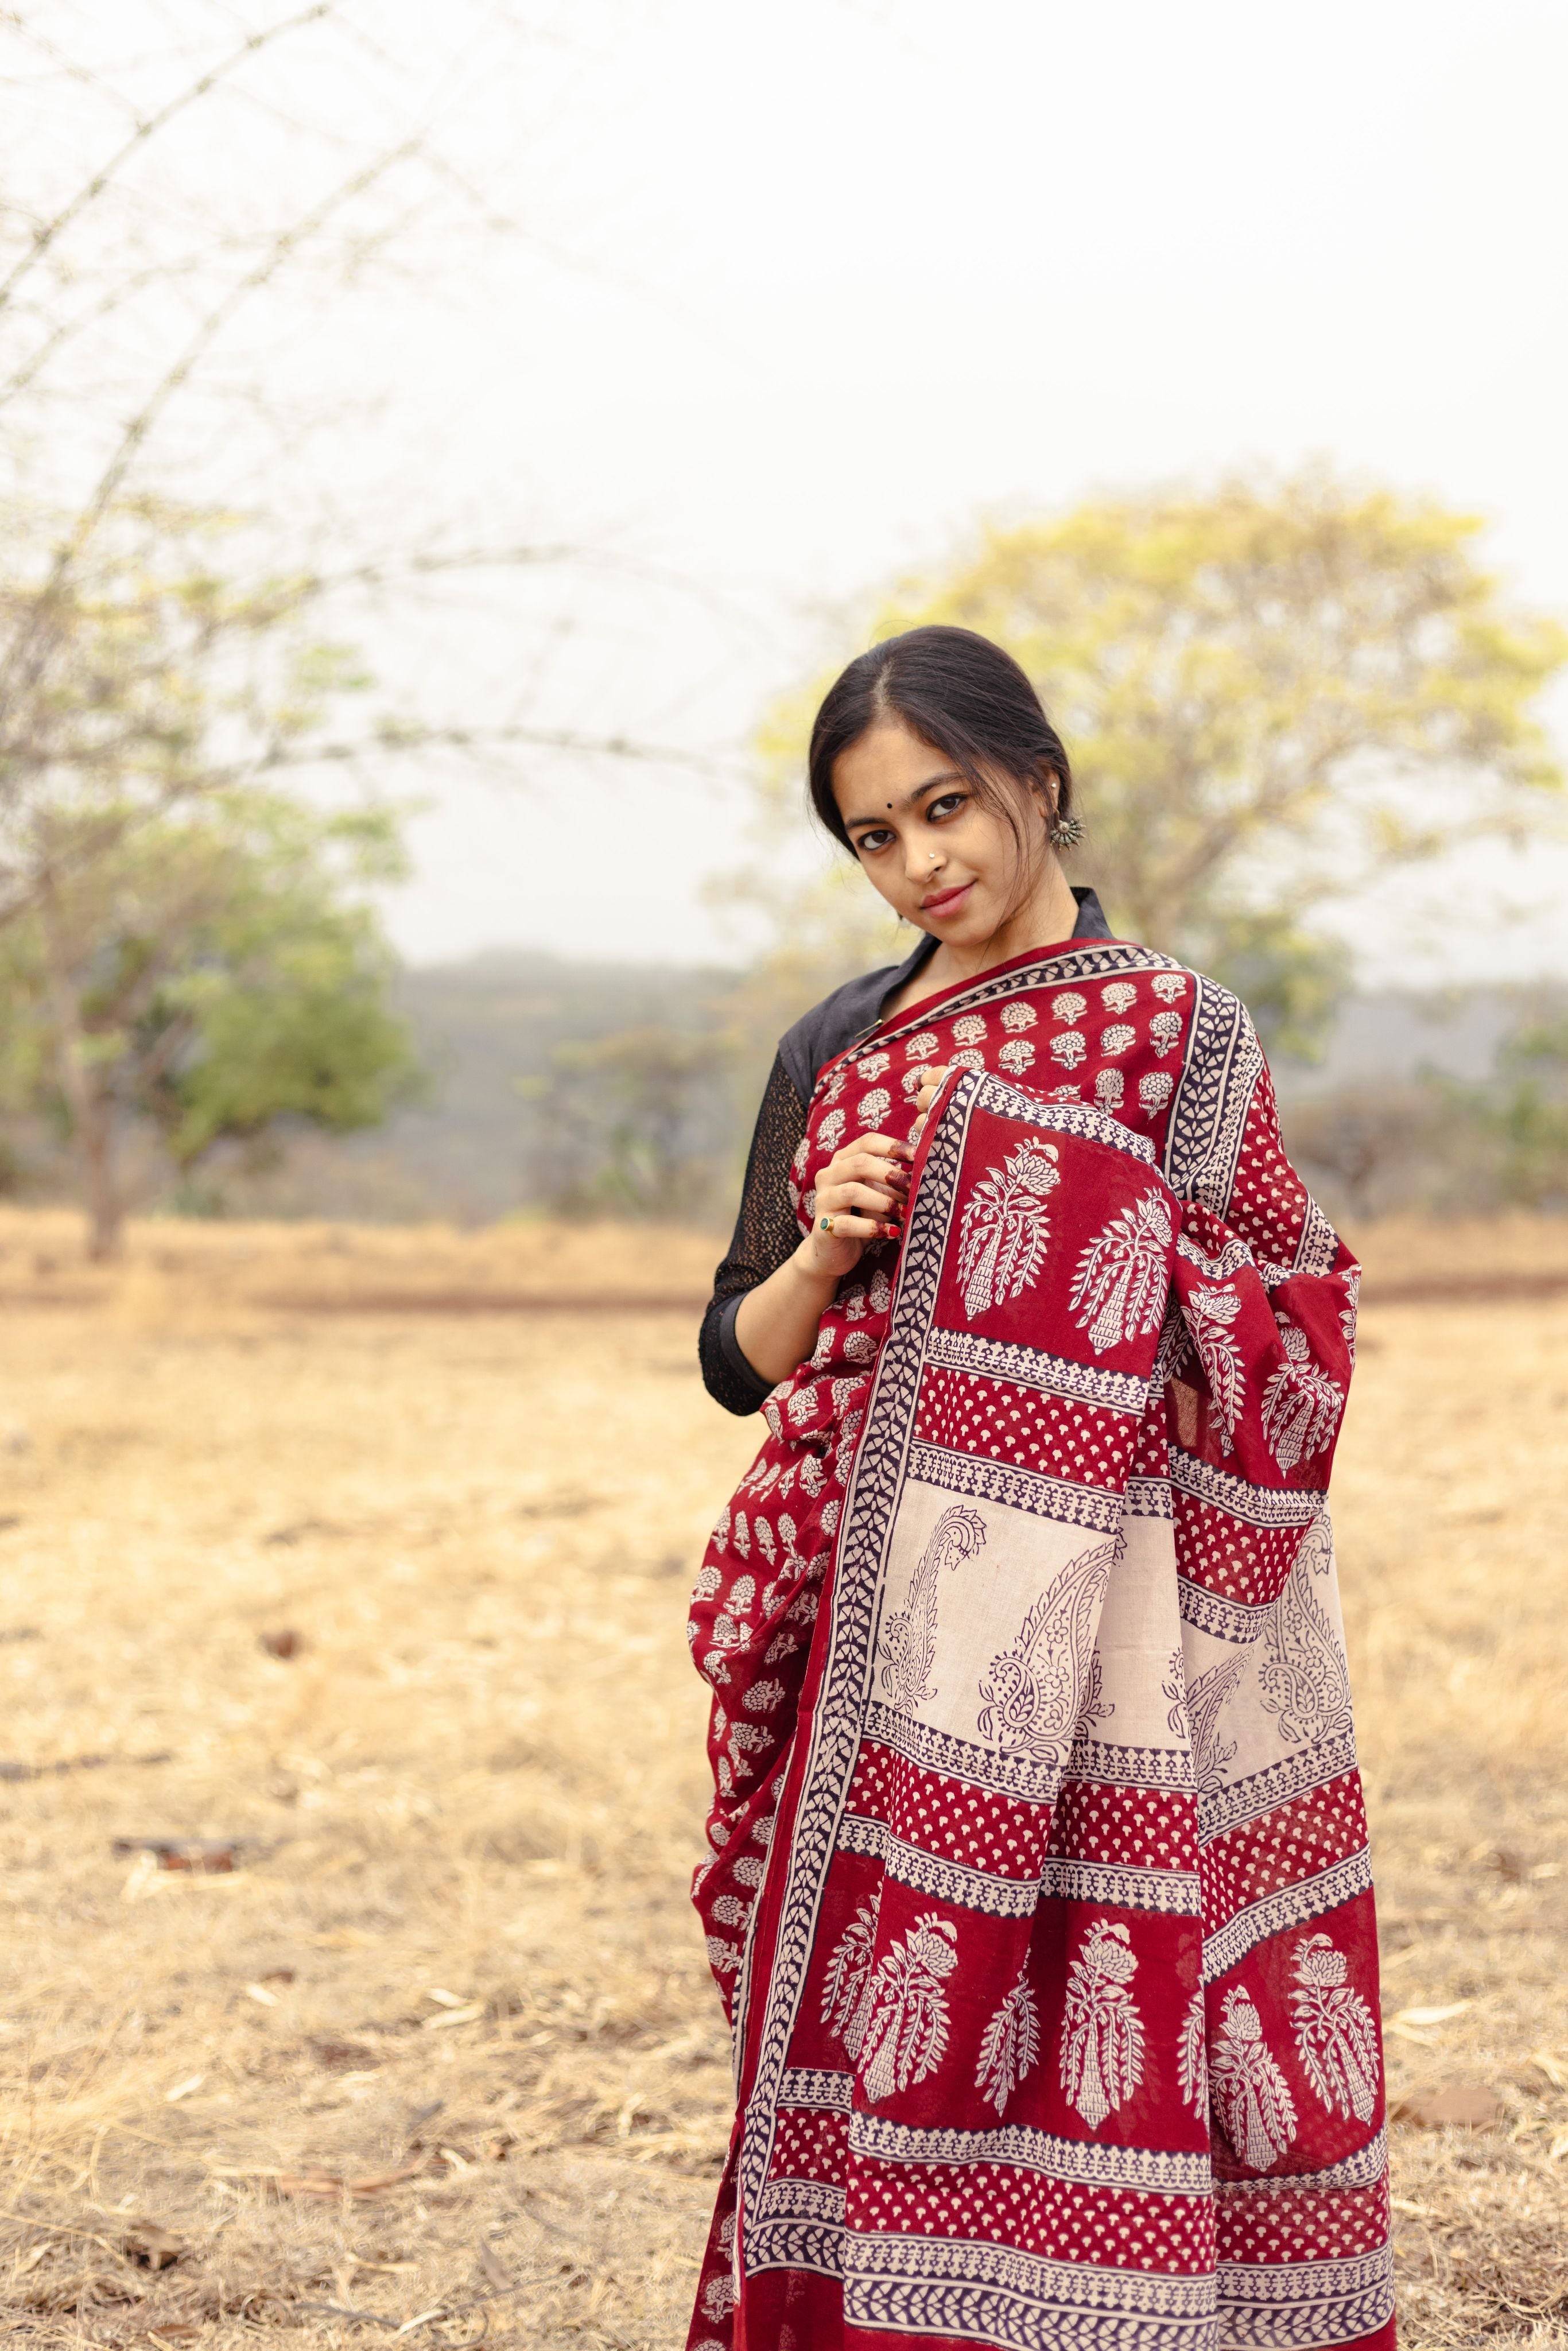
[
  {"x1": 686, "y1": 942, "x2": 1390, "y2": 2351},
  {"x1": 1210, "y1": 1985, "x2": 1299, "y2": 2170},
  {"x1": 955, "y1": 1136, "x2": 1060, "y2": 1318},
  {"x1": 1060, "y1": 1919, "x2": 1146, "y2": 2127},
  {"x1": 975, "y1": 1970, "x2": 1041, "y2": 2115}
]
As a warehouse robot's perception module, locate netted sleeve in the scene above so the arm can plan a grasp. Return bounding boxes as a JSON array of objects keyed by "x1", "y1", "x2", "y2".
[{"x1": 698, "y1": 1053, "x2": 808, "y2": 1415}]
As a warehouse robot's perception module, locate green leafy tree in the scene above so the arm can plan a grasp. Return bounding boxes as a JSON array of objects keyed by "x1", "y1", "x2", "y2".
[
  {"x1": 1442, "y1": 1011, "x2": 1568, "y2": 1211},
  {"x1": 748, "y1": 472, "x2": 1567, "y2": 1055},
  {"x1": 520, "y1": 1023, "x2": 737, "y2": 1221},
  {"x1": 0, "y1": 793, "x2": 420, "y2": 1255}
]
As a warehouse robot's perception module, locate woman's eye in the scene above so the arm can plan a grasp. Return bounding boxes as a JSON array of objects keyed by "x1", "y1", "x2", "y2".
[
  {"x1": 855, "y1": 828, "x2": 895, "y2": 854},
  {"x1": 928, "y1": 793, "x2": 967, "y2": 822}
]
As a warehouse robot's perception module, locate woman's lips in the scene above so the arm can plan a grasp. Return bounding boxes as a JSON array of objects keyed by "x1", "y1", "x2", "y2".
[{"x1": 920, "y1": 880, "x2": 975, "y2": 917}]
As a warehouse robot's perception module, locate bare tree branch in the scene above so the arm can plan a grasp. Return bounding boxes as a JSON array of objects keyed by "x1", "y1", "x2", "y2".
[
  {"x1": 0, "y1": 132, "x2": 424, "y2": 723},
  {"x1": 0, "y1": 3, "x2": 338, "y2": 315}
]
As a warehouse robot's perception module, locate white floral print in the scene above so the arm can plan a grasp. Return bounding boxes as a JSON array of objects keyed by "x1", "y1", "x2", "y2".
[
  {"x1": 956, "y1": 1138, "x2": 1060, "y2": 1318},
  {"x1": 1290, "y1": 1934, "x2": 1379, "y2": 2123},
  {"x1": 860, "y1": 1912, "x2": 959, "y2": 2101},
  {"x1": 1060, "y1": 1921, "x2": 1145, "y2": 2127},
  {"x1": 977, "y1": 1972, "x2": 1041, "y2": 2115},
  {"x1": 1071, "y1": 1190, "x2": 1173, "y2": 1353},
  {"x1": 1210, "y1": 1986, "x2": 1298, "y2": 2170}
]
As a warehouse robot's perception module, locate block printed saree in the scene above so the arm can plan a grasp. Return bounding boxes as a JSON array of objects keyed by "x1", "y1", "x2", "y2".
[{"x1": 686, "y1": 941, "x2": 1393, "y2": 2351}]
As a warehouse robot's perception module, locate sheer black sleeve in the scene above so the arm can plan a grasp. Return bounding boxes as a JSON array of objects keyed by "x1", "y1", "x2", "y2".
[{"x1": 698, "y1": 1053, "x2": 808, "y2": 1415}]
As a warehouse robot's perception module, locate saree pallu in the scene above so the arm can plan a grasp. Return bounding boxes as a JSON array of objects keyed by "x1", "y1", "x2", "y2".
[{"x1": 687, "y1": 942, "x2": 1394, "y2": 2351}]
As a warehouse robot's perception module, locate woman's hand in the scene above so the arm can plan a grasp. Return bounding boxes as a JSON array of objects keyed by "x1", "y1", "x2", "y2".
[
  {"x1": 732, "y1": 1127, "x2": 915, "y2": 1384},
  {"x1": 804, "y1": 1131, "x2": 915, "y2": 1278},
  {"x1": 909, "y1": 1064, "x2": 953, "y2": 1140}
]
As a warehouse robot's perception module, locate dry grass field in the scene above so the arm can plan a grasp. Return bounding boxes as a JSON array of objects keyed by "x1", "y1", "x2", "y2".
[{"x1": 0, "y1": 1206, "x2": 1563, "y2": 2348}]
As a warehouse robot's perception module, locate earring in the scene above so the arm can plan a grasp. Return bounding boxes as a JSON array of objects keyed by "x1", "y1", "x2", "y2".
[{"x1": 1049, "y1": 812, "x2": 1084, "y2": 849}]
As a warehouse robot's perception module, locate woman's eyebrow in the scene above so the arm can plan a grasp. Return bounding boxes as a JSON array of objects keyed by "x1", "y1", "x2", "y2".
[{"x1": 844, "y1": 770, "x2": 965, "y2": 829}]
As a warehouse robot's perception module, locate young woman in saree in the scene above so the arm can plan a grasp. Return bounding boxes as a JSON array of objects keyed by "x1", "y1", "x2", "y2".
[{"x1": 689, "y1": 626, "x2": 1392, "y2": 2351}]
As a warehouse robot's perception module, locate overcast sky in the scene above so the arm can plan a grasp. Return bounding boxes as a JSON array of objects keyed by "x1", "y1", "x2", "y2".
[{"x1": 32, "y1": 0, "x2": 1568, "y2": 984}]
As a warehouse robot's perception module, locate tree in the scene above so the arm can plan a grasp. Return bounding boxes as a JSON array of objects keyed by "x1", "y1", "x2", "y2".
[
  {"x1": 519, "y1": 1023, "x2": 738, "y2": 1220},
  {"x1": 1278, "y1": 1085, "x2": 1442, "y2": 1221},
  {"x1": 749, "y1": 472, "x2": 1567, "y2": 1054},
  {"x1": 0, "y1": 8, "x2": 711, "y2": 916},
  {"x1": 1439, "y1": 1008, "x2": 1568, "y2": 1212},
  {"x1": 0, "y1": 495, "x2": 370, "y2": 918},
  {"x1": 0, "y1": 791, "x2": 420, "y2": 1255}
]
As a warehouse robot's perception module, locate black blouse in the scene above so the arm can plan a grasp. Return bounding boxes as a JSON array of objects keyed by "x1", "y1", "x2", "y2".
[{"x1": 698, "y1": 890, "x2": 1113, "y2": 1415}]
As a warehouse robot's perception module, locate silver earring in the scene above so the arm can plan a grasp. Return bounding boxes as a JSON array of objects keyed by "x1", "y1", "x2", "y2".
[{"x1": 1049, "y1": 812, "x2": 1084, "y2": 849}]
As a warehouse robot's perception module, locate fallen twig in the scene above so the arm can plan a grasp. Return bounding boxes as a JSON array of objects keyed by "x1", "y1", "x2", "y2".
[{"x1": 295, "y1": 2271, "x2": 559, "y2": 2337}]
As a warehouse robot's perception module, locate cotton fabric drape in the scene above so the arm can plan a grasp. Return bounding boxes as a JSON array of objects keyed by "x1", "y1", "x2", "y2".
[{"x1": 686, "y1": 942, "x2": 1392, "y2": 2351}]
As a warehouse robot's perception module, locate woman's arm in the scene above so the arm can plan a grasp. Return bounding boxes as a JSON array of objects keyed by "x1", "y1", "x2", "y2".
[
  {"x1": 732, "y1": 1128, "x2": 914, "y2": 1387},
  {"x1": 698, "y1": 1057, "x2": 810, "y2": 1415},
  {"x1": 699, "y1": 1054, "x2": 919, "y2": 1411},
  {"x1": 731, "y1": 1063, "x2": 951, "y2": 1391}
]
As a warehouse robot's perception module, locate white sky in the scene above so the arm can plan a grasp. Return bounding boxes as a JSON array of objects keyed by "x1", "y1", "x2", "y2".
[{"x1": 25, "y1": 0, "x2": 1568, "y2": 984}]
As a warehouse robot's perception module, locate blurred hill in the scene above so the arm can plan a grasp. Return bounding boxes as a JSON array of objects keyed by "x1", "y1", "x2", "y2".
[
  {"x1": 4, "y1": 946, "x2": 1561, "y2": 1232},
  {"x1": 219, "y1": 952, "x2": 746, "y2": 1227},
  {"x1": 235, "y1": 955, "x2": 1565, "y2": 1229},
  {"x1": 1273, "y1": 988, "x2": 1529, "y2": 1102}
]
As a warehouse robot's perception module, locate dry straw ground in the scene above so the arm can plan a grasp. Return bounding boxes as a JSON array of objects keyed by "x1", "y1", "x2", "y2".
[{"x1": 0, "y1": 1207, "x2": 1563, "y2": 2347}]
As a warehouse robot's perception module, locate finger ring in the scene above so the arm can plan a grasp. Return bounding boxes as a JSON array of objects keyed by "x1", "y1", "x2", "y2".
[{"x1": 819, "y1": 1213, "x2": 835, "y2": 1237}]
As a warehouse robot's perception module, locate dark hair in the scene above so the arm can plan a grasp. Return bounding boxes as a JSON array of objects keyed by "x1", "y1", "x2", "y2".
[{"x1": 806, "y1": 624, "x2": 1074, "y2": 855}]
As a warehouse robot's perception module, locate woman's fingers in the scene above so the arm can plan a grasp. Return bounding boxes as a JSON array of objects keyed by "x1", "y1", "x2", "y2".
[
  {"x1": 820, "y1": 1159, "x2": 908, "y2": 1205},
  {"x1": 818, "y1": 1180, "x2": 903, "y2": 1219},
  {"x1": 845, "y1": 1133, "x2": 915, "y2": 1165},
  {"x1": 815, "y1": 1209, "x2": 888, "y2": 1239},
  {"x1": 912, "y1": 1064, "x2": 952, "y2": 1109}
]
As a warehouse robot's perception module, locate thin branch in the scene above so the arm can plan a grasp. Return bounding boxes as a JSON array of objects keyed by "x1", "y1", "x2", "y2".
[
  {"x1": 0, "y1": 133, "x2": 425, "y2": 723},
  {"x1": 294, "y1": 2267, "x2": 565, "y2": 2334},
  {"x1": 1, "y1": 230, "x2": 240, "y2": 408},
  {"x1": 0, "y1": 720, "x2": 735, "y2": 931},
  {"x1": 273, "y1": 719, "x2": 737, "y2": 781},
  {"x1": 0, "y1": 3, "x2": 339, "y2": 315}
]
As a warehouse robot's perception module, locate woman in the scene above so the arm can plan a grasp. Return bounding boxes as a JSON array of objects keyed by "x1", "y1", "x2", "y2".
[{"x1": 689, "y1": 627, "x2": 1392, "y2": 2351}]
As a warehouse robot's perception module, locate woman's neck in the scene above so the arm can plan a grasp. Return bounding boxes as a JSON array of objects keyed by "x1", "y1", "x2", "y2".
[{"x1": 894, "y1": 859, "x2": 1082, "y2": 1013}]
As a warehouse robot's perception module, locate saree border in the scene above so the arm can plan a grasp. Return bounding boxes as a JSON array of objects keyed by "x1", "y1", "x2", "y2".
[
  {"x1": 922, "y1": 1325, "x2": 1150, "y2": 1414},
  {"x1": 907, "y1": 1441, "x2": 1127, "y2": 1530},
  {"x1": 839, "y1": 1809, "x2": 1202, "y2": 1920},
  {"x1": 1197, "y1": 1732, "x2": 1362, "y2": 1841},
  {"x1": 859, "y1": 942, "x2": 1188, "y2": 1066},
  {"x1": 1201, "y1": 1848, "x2": 1375, "y2": 1983},
  {"x1": 840, "y1": 2233, "x2": 1221, "y2": 2350},
  {"x1": 1163, "y1": 971, "x2": 1262, "y2": 1212}
]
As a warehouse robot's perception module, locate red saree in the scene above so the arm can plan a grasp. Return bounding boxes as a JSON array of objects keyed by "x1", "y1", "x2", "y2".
[{"x1": 687, "y1": 940, "x2": 1394, "y2": 2351}]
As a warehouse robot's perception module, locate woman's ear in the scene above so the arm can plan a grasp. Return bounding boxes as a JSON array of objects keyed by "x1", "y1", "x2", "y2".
[{"x1": 1024, "y1": 770, "x2": 1054, "y2": 824}]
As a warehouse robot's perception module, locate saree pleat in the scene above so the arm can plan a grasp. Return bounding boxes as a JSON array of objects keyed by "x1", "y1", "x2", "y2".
[{"x1": 686, "y1": 945, "x2": 1393, "y2": 2351}]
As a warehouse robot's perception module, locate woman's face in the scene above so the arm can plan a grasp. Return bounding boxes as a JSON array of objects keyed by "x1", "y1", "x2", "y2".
[{"x1": 832, "y1": 719, "x2": 1047, "y2": 946}]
